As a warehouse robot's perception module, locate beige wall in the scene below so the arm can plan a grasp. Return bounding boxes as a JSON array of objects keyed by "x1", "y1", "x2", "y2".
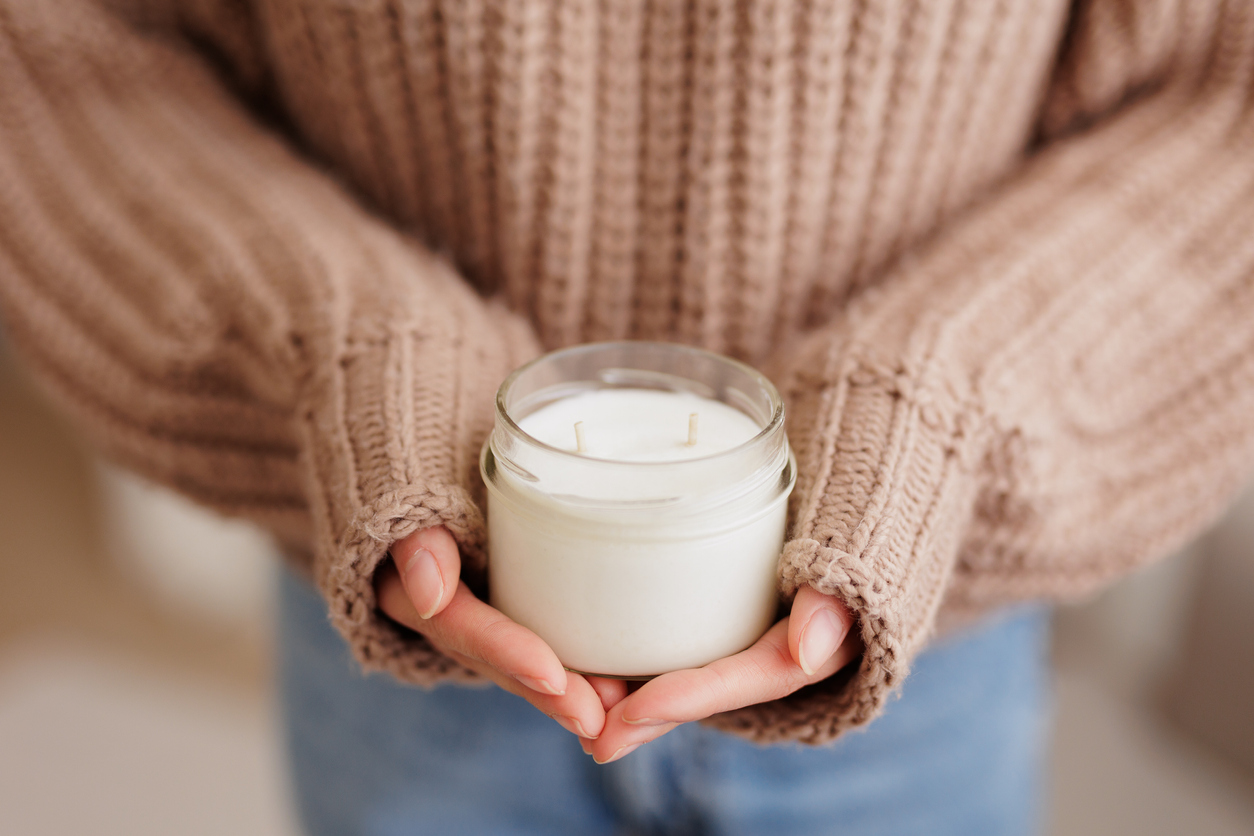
[{"x1": 1166, "y1": 482, "x2": 1254, "y2": 775}]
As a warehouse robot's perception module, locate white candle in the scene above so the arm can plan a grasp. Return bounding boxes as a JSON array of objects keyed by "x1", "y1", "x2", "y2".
[{"x1": 482, "y1": 343, "x2": 795, "y2": 678}]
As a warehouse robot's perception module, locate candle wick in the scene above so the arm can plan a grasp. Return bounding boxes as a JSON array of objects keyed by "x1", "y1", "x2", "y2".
[
  {"x1": 574, "y1": 421, "x2": 587, "y2": 454},
  {"x1": 686, "y1": 412, "x2": 699, "y2": 447}
]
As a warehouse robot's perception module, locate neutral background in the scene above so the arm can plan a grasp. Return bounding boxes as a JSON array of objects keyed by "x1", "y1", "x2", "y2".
[{"x1": 1, "y1": 342, "x2": 1252, "y2": 835}]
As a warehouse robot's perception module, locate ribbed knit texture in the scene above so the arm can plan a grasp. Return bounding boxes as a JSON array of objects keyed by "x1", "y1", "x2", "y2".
[{"x1": 2, "y1": 0, "x2": 1254, "y2": 744}]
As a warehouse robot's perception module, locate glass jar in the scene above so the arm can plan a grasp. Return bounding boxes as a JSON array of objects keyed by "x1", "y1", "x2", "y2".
[{"x1": 480, "y1": 342, "x2": 796, "y2": 678}]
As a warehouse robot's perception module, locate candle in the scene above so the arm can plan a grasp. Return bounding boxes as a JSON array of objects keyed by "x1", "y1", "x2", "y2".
[{"x1": 481, "y1": 342, "x2": 796, "y2": 678}]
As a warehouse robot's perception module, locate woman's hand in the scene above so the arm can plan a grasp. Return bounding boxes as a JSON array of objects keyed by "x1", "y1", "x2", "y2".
[
  {"x1": 582, "y1": 588, "x2": 861, "y2": 764},
  {"x1": 375, "y1": 526, "x2": 615, "y2": 741},
  {"x1": 376, "y1": 530, "x2": 858, "y2": 759}
]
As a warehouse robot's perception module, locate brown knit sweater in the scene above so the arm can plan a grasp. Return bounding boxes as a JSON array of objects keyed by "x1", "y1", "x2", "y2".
[{"x1": 2, "y1": 0, "x2": 1253, "y2": 744}]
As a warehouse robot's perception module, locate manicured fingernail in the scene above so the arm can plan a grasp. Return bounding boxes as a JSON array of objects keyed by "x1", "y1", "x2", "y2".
[
  {"x1": 550, "y1": 714, "x2": 595, "y2": 739},
  {"x1": 595, "y1": 743, "x2": 640, "y2": 765},
  {"x1": 799, "y1": 608, "x2": 843, "y2": 675},
  {"x1": 400, "y1": 547, "x2": 444, "y2": 619},
  {"x1": 515, "y1": 674, "x2": 565, "y2": 696},
  {"x1": 622, "y1": 716, "x2": 667, "y2": 727}
]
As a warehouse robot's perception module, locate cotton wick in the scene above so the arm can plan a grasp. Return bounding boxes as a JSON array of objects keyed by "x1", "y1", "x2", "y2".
[
  {"x1": 574, "y1": 421, "x2": 587, "y2": 454},
  {"x1": 686, "y1": 412, "x2": 699, "y2": 447}
]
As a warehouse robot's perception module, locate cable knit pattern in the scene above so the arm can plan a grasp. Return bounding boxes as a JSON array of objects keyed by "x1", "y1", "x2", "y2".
[{"x1": 2, "y1": 0, "x2": 1254, "y2": 744}]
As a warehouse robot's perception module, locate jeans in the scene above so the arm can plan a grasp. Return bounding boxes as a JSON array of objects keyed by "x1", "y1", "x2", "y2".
[{"x1": 278, "y1": 568, "x2": 1050, "y2": 836}]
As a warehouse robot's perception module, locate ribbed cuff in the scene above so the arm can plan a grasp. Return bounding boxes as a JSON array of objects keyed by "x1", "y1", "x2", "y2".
[
  {"x1": 323, "y1": 483, "x2": 487, "y2": 686},
  {"x1": 706, "y1": 351, "x2": 984, "y2": 743},
  {"x1": 298, "y1": 284, "x2": 541, "y2": 686}
]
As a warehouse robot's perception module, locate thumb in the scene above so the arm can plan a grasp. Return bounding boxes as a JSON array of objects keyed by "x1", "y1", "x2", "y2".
[
  {"x1": 787, "y1": 585, "x2": 854, "y2": 676},
  {"x1": 390, "y1": 525, "x2": 462, "y2": 620}
]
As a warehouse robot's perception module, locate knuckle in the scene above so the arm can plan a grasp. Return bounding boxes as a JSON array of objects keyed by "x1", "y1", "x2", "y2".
[
  {"x1": 753, "y1": 657, "x2": 799, "y2": 701},
  {"x1": 744, "y1": 648, "x2": 806, "y2": 701},
  {"x1": 476, "y1": 614, "x2": 518, "y2": 648}
]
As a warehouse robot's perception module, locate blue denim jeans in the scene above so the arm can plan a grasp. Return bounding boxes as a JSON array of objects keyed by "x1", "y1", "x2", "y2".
[{"x1": 279, "y1": 568, "x2": 1050, "y2": 836}]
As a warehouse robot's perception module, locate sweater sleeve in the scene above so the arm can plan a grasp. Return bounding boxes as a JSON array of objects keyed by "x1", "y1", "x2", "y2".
[
  {"x1": 0, "y1": 1, "x2": 539, "y2": 683},
  {"x1": 707, "y1": 1, "x2": 1254, "y2": 743}
]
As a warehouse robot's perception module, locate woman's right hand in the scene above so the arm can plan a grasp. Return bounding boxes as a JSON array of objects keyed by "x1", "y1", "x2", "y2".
[{"x1": 375, "y1": 526, "x2": 626, "y2": 741}]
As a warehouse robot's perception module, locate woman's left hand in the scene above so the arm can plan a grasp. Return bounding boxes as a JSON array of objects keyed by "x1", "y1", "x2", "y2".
[{"x1": 582, "y1": 586, "x2": 861, "y2": 764}]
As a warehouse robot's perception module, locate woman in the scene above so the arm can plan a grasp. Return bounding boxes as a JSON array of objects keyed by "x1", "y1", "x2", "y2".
[{"x1": 1, "y1": 1, "x2": 1252, "y2": 833}]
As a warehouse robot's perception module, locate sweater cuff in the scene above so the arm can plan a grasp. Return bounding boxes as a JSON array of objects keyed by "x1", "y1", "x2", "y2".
[
  {"x1": 323, "y1": 483, "x2": 487, "y2": 687},
  {"x1": 706, "y1": 351, "x2": 984, "y2": 743},
  {"x1": 298, "y1": 292, "x2": 541, "y2": 686}
]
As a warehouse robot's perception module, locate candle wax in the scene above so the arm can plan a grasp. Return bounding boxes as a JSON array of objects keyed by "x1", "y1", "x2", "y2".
[{"x1": 517, "y1": 389, "x2": 761, "y2": 461}]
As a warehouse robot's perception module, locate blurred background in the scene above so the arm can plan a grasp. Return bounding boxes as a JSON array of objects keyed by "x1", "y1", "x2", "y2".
[{"x1": 2, "y1": 339, "x2": 1253, "y2": 836}]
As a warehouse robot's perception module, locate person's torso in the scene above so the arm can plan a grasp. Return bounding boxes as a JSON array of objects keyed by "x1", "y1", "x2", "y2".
[{"x1": 252, "y1": 0, "x2": 1068, "y2": 360}]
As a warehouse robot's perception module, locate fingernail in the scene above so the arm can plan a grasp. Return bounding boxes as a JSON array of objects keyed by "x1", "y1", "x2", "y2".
[
  {"x1": 515, "y1": 674, "x2": 565, "y2": 696},
  {"x1": 622, "y1": 716, "x2": 667, "y2": 727},
  {"x1": 550, "y1": 714, "x2": 595, "y2": 739},
  {"x1": 580, "y1": 738, "x2": 594, "y2": 756},
  {"x1": 595, "y1": 743, "x2": 640, "y2": 765},
  {"x1": 399, "y1": 547, "x2": 444, "y2": 619},
  {"x1": 799, "y1": 608, "x2": 843, "y2": 675}
]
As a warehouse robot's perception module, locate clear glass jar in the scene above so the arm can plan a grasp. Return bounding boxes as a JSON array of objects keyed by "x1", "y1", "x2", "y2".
[{"x1": 480, "y1": 342, "x2": 796, "y2": 678}]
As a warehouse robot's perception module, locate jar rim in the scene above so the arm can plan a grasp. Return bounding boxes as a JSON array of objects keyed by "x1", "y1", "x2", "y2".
[{"x1": 493, "y1": 341, "x2": 786, "y2": 468}]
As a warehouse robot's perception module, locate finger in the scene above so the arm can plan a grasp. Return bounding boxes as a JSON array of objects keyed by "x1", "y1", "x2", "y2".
[
  {"x1": 586, "y1": 676, "x2": 631, "y2": 712},
  {"x1": 589, "y1": 618, "x2": 860, "y2": 760},
  {"x1": 379, "y1": 562, "x2": 565, "y2": 692},
  {"x1": 377, "y1": 565, "x2": 606, "y2": 737},
  {"x1": 588, "y1": 717, "x2": 680, "y2": 764},
  {"x1": 787, "y1": 586, "x2": 855, "y2": 675},
  {"x1": 377, "y1": 563, "x2": 569, "y2": 697},
  {"x1": 437, "y1": 645, "x2": 608, "y2": 740},
  {"x1": 391, "y1": 526, "x2": 461, "y2": 619}
]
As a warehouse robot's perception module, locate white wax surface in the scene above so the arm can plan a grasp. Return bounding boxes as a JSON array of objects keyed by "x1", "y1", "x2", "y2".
[{"x1": 516, "y1": 389, "x2": 761, "y2": 462}]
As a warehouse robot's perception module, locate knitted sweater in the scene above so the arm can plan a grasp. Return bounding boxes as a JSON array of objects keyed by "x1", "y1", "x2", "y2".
[{"x1": 2, "y1": 0, "x2": 1253, "y2": 744}]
